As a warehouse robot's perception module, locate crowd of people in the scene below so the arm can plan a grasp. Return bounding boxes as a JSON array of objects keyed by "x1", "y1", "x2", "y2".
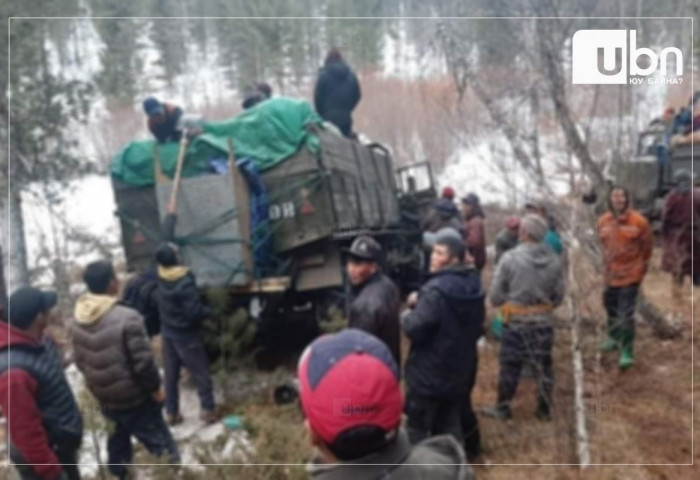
[
  {"x1": 2, "y1": 43, "x2": 697, "y2": 479},
  {"x1": 0, "y1": 173, "x2": 696, "y2": 478}
]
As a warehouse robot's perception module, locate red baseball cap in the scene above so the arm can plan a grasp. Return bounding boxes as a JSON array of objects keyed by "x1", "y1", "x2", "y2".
[{"x1": 297, "y1": 329, "x2": 403, "y2": 445}]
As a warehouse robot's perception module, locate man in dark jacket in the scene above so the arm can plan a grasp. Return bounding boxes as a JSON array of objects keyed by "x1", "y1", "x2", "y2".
[
  {"x1": 155, "y1": 243, "x2": 216, "y2": 425},
  {"x1": 346, "y1": 235, "x2": 401, "y2": 365},
  {"x1": 494, "y1": 216, "x2": 520, "y2": 265},
  {"x1": 0, "y1": 287, "x2": 83, "y2": 480},
  {"x1": 314, "y1": 48, "x2": 361, "y2": 137},
  {"x1": 122, "y1": 266, "x2": 161, "y2": 337},
  {"x1": 299, "y1": 329, "x2": 473, "y2": 480},
  {"x1": 403, "y1": 228, "x2": 485, "y2": 450},
  {"x1": 71, "y1": 261, "x2": 179, "y2": 479},
  {"x1": 422, "y1": 197, "x2": 462, "y2": 234},
  {"x1": 143, "y1": 97, "x2": 183, "y2": 143},
  {"x1": 482, "y1": 214, "x2": 565, "y2": 420}
]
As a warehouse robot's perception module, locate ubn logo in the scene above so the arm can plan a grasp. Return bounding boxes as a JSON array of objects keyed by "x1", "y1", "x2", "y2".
[{"x1": 572, "y1": 30, "x2": 683, "y2": 84}]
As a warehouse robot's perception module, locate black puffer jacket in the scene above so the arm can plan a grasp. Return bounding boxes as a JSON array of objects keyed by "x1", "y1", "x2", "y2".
[
  {"x1": 71, "y1": 296, "x2": 160, "y2": 410},
  {"x1": 403, "y1": 265, "x2": 485, "y2": 398},
  {"x1": 157, "y1": 267, "x2": 212, "y2": 339},
  {"x1": 313, "y1": 60, "x2": 361, "y2": 136},
  {"x1": 349, "y1": 272, "x2": 402, "y2": 366}
]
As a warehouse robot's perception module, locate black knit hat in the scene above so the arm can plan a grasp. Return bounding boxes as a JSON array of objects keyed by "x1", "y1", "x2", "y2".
[{"x1": 7, "y1": 287, "x2": 58, "y2": 330}]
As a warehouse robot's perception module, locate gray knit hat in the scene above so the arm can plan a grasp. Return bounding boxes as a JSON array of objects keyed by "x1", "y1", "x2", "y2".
[
  {"x1": 424, "y1": 227, "x2": 465, "y2": 259},
  {"x1": 520, "y1": 214, "x2": 548, "y2": 242}
]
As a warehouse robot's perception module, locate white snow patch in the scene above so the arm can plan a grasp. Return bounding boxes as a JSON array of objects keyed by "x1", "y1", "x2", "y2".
[{"x1": 64, "y1": 364, "x2": 253, "y2": 475}]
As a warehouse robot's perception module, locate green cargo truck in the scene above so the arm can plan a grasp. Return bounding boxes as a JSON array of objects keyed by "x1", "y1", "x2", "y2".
[{"x1": 111, "y1": 99, "x2": 431, "y2": 333}]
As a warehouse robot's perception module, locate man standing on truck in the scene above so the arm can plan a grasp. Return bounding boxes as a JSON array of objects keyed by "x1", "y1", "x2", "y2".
[
  {"x1": 402, "y1": 228, "x2": 484, "y2": 448},
  {"x1": 481, "y1": 214, "x2": 565, "y2": 421},
  {"x1": 0, "y1": 287, "x2": 84, "y2": 480},
  {"x1": 155, "y1": 243, "x2": 217, "y2": 425},
  {"x1": 597, "y1": 186, "x2": 653, "y2": 369},
  {"x1": 71, "y1": 261, "x2": 180, "y2": 478},
  {"x1": 346, "y1": 236, "x2": 402, "y2": 366},
  {"x1": 143, "y1": 97, "x2": 183, "y2": 143},
  {"x1": 314, "y1": 48, "x2": 361, "y2": 138}
]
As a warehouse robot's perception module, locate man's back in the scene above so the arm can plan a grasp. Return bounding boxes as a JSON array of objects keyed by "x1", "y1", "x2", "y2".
[
  {"x1": 308, "y1": 429, "x2": 473, "y2": 480},
  {"x1": 72, "y1": 299, "x2": 160, "y2": 409},
  {"x1": 157, "y1": 267, "x2": 210, "y2": 338},
  {"x1": 490, "y1": 242, "x2": 564, "y2": 309}
]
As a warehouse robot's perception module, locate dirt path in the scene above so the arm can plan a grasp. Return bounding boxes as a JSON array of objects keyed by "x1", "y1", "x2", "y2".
[{"x1": 471, "y1": 259, "x2": 698, "y2": 479}]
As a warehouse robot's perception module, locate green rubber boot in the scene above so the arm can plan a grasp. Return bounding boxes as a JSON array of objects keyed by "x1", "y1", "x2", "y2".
[{"x1": 619, "y1": 346, "x2": 634, "y2": 369}]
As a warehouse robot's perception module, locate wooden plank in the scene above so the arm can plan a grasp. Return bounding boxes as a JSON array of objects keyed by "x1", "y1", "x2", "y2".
[
  {"x1": 230, "y1": 276, "x2": 291, "y2": 294},
  {"x1": 229, "y1": 139, "x2": 254, "y2": 277}
]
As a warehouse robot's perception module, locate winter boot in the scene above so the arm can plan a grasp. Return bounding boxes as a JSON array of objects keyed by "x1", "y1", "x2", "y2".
[
  {"x1": 480, "y1": 403, "x2": 512, "y2": 420},
  {"x1": 618, "y1": 331, "x2": 635, "y2": 370},
  {"x1": 619, "y1": 346, "x2": 634, "y2": 369}
]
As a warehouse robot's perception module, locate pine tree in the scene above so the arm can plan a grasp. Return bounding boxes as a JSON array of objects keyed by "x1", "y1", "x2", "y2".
[{"x1": 1, "y1": 4, "x2": 96, "y2": 289}]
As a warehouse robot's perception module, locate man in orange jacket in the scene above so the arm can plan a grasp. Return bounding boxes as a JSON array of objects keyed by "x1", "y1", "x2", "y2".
[{"x1": 597, "y1": 186, "x2": 653, "y2": 369}]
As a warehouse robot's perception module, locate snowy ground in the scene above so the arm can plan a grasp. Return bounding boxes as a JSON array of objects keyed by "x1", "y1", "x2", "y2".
[{"x1": 65, "y1": 365, "x2": 253, "y2": 478}]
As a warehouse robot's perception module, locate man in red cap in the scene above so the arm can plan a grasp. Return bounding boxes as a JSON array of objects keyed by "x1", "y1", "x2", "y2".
[{"x1": 299, "y1": 329, "x2": 472, "y2": 479}]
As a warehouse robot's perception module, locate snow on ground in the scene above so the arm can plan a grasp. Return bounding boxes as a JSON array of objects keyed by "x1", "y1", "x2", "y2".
[{"x1": 65, "y1": 364, "x2": 253, "y2": 477}]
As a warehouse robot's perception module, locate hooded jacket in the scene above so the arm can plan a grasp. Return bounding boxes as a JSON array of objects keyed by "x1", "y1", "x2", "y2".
[
  {"x1": 0, "y1": 323, "x2": 83, "y2": 480},
  {"x1": 71, "y1": 293, "x2": 161, "y2": 410},
  {"x1": 307, "y1": 429, "x2": 473, "y2": 480},
  {"x1": 157, "y1": 266, "x2": 212, "y2": 339},
  {"x1": 314, "y1": 60, "x2": 361, "y2": 136},
  {"x1": 422, "y1": 198, "x2": 463, "y2": 234},
  {"x1": 489, "y1": 242, "x2": 565, "y2": 321},
  {"x1": 403, "y1": 265, "x2": 484, "y2": 398},
  {"x1": 349, "y1": 272, "x2": 401, "y2": 366}
]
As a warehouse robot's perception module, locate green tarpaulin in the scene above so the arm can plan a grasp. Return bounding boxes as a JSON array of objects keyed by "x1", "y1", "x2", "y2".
[{"x1": 110, "y1": 97, "x2": 323, "y2": 187}]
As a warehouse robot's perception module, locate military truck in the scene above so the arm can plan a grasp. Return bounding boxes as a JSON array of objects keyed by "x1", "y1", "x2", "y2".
[
  {"x1": 111, "y1": 100, "x2": 431, "y2": 336},
  {"x1": 611, "y1": 127, "x2": 696, "y2": 223}
]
